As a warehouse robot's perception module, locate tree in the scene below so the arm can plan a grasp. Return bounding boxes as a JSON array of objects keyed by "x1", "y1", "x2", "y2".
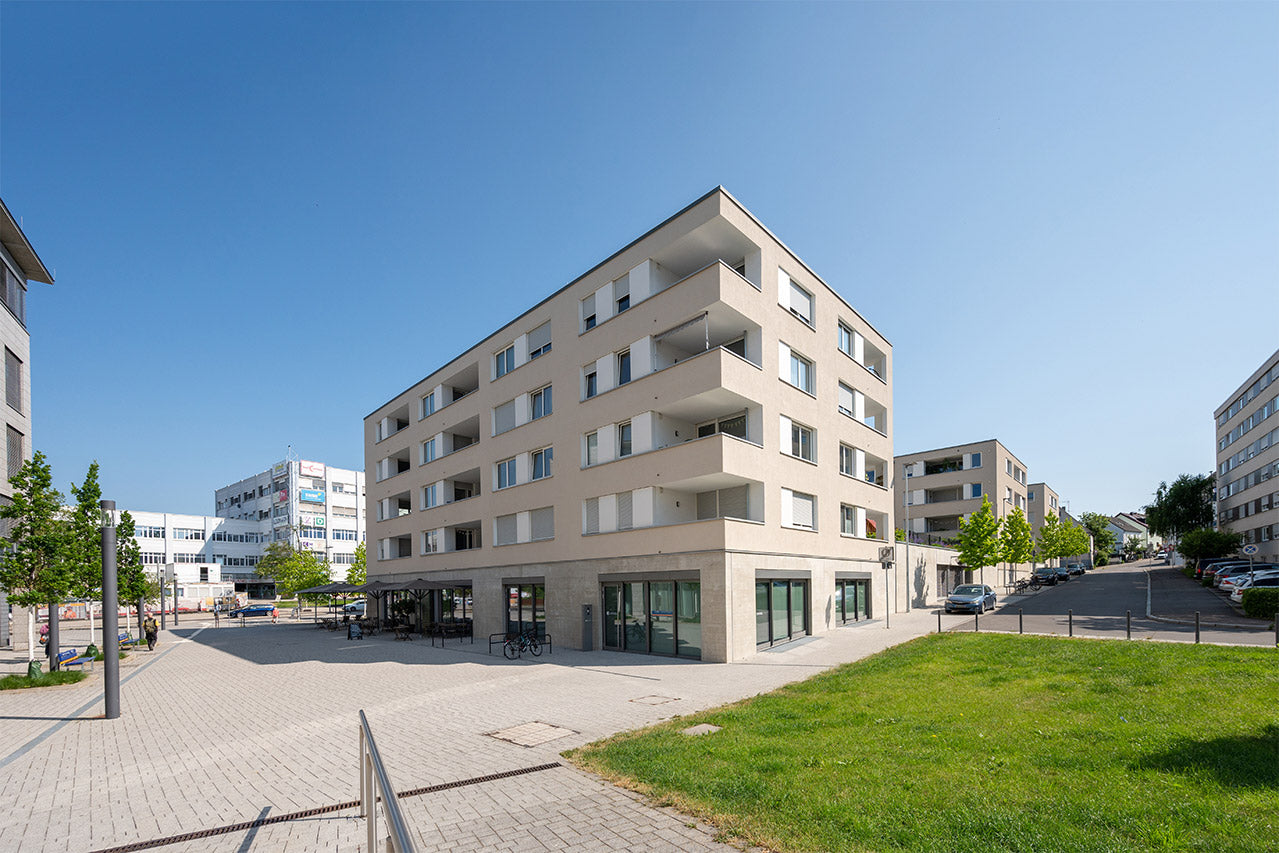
[
  {"x1": 1176, "y1": 527, "x2": 1241, "y2": 567},
  {"x1": 68, "y1": 462, "x2": 104, "y2": 644},
  {"x1": 1145, "y1": 474, "x2": 1215, "y2": 542},
  {"x1": 116, "y1": 511, "x2": 153, "y2": 635},
  {"x1": 256, "y1": 540, "x2": 331, "y2": 599},
  {"x1": 1061, "y1": 521, "x2": 1091, "y2": 563},
  {"x1": 345, "y1": 541, "x2": 366, "y2": 586},
  {"x1": 1079, "y1": 512, "x2": 1116, "y2": 561},
  {"x1": 0, "y1": 453, "x2": 74, "y2": 661},
  {"x1": 999, "y1": 506, "x2": 1034, "y2": 578},
  {"x1": 1122, "y1": 537, "x2": 1143, "y2": 561},
  {"x1": 956, "y1": 495, "x2": 1002, "y2": 585},
  {"x1": 1036, "y1": 512, "x2": 1065, "y2": 566}
]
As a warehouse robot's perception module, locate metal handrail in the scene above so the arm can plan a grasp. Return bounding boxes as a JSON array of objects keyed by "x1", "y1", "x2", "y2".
[{"x1": 359, "y1": 710, "x2": 418, "y2": 853}]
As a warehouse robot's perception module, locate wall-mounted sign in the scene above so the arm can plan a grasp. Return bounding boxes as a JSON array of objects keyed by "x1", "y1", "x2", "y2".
[
  {"x1": 302, "y1": 514, "x2": 326, "y2": 527},
  {"x1": 272, "y1": 462, "x2": 288, "y2": 479},
  {"x1": 273, "y1": 515, "x2": 290, "y2": 528},
  {"x1": 300, "y1": 460, "x2": 326, "y2": 478},
  {"x1": 275, "y1": 489, "x2": 288, "y2": 504},
  {"x1": 299, "y1": 489, "x2": 326, "y2": 504}
]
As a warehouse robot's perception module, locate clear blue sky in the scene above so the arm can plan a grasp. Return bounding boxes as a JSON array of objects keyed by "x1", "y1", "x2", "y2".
[{"x1": 2, "y1": 2, "x2": 1275, "y2": 518}]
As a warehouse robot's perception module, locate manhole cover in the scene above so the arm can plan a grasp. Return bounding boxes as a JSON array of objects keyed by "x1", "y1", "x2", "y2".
[
  {"x1": 488, "y1": 722, "x2": 578, "y2": 747},
  {"x1": 630, "y1": 695, "x2": 680, "y2": 705}
]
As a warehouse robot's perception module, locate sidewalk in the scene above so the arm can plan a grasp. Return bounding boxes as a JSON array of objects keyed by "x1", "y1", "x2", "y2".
[{"x1": 0, "y1": 609, "x2": 941, "y2": 853}]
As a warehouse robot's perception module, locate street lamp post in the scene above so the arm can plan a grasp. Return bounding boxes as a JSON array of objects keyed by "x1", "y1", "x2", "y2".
[{"x1": 100, "y1": 500, "x2": 120, "y2": 719}]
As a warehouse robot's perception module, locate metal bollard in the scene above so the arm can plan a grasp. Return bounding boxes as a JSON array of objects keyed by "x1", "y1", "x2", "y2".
[
  {"x1": 1068, "y1": 609, "x2": 1073, "y2": 637},
  {"x1": 1195, "y1": 611, "x2": 1200, "y2": 644},
  {"x1": 974, "y1": 612, "x2": 979, "y2": 633},
  {"x1": 1126, "y1": 610, "x2": 1131, "y2": 640},
  {"x1": 937, "y1": 611, "x2": 942, "y2": 634},
  {"x1": 1019, "y1": 609, "x2": 1023, "y2": 635},
  {"x1": 1274, "y1": 611, "x2": 1278, "y2": 648}
]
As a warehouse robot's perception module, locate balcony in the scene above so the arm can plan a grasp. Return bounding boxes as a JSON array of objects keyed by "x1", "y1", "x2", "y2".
[
  {"x1": 444, "y1": 521, "x2": 482, "y2": 553},
  {"x1": 375, "y1": 403, "x2": 411, "y2": 443},
  {"x1": 441, "y1": 415, "x2": 481, "y2": 458},
  {"x1": 379, "y1": 534, "x2": 412, "y2": 560},
  {"x1": 377, "y1": 491, "x2": 412, "y2": 522},
  {"x1": 861, "y1": 338, "x2": 887, "y2": 384},
  {"x1": 923, "y1": 486, "x2": 963, "y2": 504},
  {"x1": 861, "y1": 397, "x2": 888, "y2": 436},
  {"x1": 862, "y1": 450, "x2": 889, "y2": 488},
  {"x1": 376, "y1": 448, "x2": 412, "y2": 482},
  {"x1": 925, "y1": 516, "x2": 961, "y2": 534},
  {"x1": 924, "y1": 457, "x2": 962, "y2": 476},
  {"x1": 444, "y1": 468, "x2": 481, "y2": 505},
  {"x1": 441, "y1": 363, "x2": 479, "y2": 406},
  {"x1": 651, "y1": 304, "x2": 762, "y2": 373}
]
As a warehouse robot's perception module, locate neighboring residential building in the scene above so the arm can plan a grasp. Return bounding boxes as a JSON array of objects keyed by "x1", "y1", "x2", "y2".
[
  {"x1": 0, "y1": 198, "x2": 54, "y2": 649},
  {"x1": 893, "y1": 439, "x2": 1029, "y2": 583},
  {"x1": 214, "y1": 458, "x2": 367, "y2": 592},
  {"x1": 365, "y1": 187, "x2": 895, "y2": 662},
  {"x1": 1026, "y1": 482, "x2": 1061, "y2": 564},
  {"x1": 1112, "y1": 511, "x2": 1159, "y2": 553},
  {"x1": 1106, "y1": 514, "x2": 1145, "y2": 555},
  {"x1": 1214, "y1": 348, "x2": 1279, "y2": 564}
]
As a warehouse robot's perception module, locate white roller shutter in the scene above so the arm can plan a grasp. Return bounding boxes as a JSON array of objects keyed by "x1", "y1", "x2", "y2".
[
  {"x1": 493, "y1": 400, "x2": 516, "y2": 434},
  {"x1": 584, "y1": 498, "x2": 600, "y2": 534},
  {"x1": 530, "y1": 507, "x2": 554, "y2": 541},
  {"x1": 719, "y1": 486, "x2": 748, "y2": 519},
  {"x1": 616, "y1": 491, "x2": 633, "y2": 530},
  {"x1": 495, "y1": 514, "x2": 517, "y2": 546},
  {"x1": 791, "y1": 491, "x2": 815, "y2": 529}
]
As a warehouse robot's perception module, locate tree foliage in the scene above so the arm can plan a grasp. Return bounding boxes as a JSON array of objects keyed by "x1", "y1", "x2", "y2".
[
  {"x1": 256, "y1": 540, "x2": 331, "y2": 598},
  {"x1": 1036, "y1": 512, "x2": 1065, "y2": 563},
  {"x1": 1000, "y1": 506, "x2": 1034, "y2": 567},
  {"x1": 345, "y1": 541, "x2": 366, "y2": 586},
  {"x1": 1061, "y1": 521, "x2": 1090, "y2": 559},
  {"x1": 68, "y1": 461, "x2": 104, "y2": 601},
  {"x1": 1079, "y1": 512, "x2": 1117, "y2": 557},
  {"x1": 1145, "y1": 474, "x2": 1215, "y2": 540},
  {"x1": 0, "y1": 452, "x2": 74, "y2": 607},
  {"x1": 1176, "y1": 527, "x2": 1241, "y2": 565},
  {"x1": 956, "y1": 495, "x2": 1002, "y2": 573},
  {"x1": 115, "y1": 510, "x2": 152, "y2": 605}
]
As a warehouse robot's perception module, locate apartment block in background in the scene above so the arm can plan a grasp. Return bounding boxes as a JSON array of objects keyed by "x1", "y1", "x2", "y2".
[
  {"x1": 1026, "y1": 481, "x2": 1061, "y2": 564},
  {"x1": 1214, "y1": 348, "x2": 1279, "y2": 564},
  {"x1": 894, "y1": 439, "x2": 1029, "y2": 583},
  {"x1": 365, "y1": 187, "x2": 894, "y2": 662},
  {"x1": 0, "y1": 198, "x2": 53, "y2": 649}
]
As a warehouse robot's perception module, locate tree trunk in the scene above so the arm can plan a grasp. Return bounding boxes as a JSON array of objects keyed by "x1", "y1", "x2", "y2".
[
  {"x1": 26, "y1": 610, "x2": 34, "y2": 662},
  {"x1": 48, "y1": 603, "x2": 60, "y2": 671}
]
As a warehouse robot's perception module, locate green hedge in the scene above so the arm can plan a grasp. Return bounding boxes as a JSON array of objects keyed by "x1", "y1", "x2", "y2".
[{"x1": 1240, "y1": 587, "x2": 1279, "y2": 620}]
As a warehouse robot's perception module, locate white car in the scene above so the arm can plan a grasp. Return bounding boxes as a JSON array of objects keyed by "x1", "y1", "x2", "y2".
[
  {"x1": 1229, "y1": 573, "x2": 1279, "y2": 602},
  {"x1": 342, "y1": 601, "x2": 366, "y2": 615}
]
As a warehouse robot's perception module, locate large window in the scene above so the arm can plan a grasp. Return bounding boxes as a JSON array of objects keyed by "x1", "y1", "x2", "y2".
[
  {"x1": 790, "y1": 422, "x2": 814, "y2": 462},
  {"x1": 835, "y1": 579, "x2": 871, "y2": 623},
  {"x1": 602, "y1": 580, "x2": 701, "y2": 658},
  {"x1": 615, "y1": 280, "x2": 630, "y2": 314},
  {"x1": 837, "y1": 322, "x2": 854, "y2": 358},
  {"x1": 585, "y1": 432, "x2": 599, "y2": 466},
  {"x1": 970, "y1": 452, "x2": 982, "y2": 468},
  {"x1": 531, "y1": 385, "x2": 552, "y2": 420},
  {"x1": 422, "y1": 483, "x2": 438, "y2": 509},
  {"x1": 840, "y1": 504, "x2": 857, "y2": 536},
  {"x1": 789, "y1": 351, "x2": 814, "y2": 394},
  {"x1": 422, "y1": 530, "x2": 439, "y2": 553},
  {"x1": 840, "y1": 444, "x2": 855, "y2": 476},
  {"x1": 5, "y1": 348, "x2": 21, "y2": 413},
  {"x1": 172, "y1": 528, "x2": 205, "y2": 540},
  {"x1": 506, "y1": 583, "x2": 546, "y2": 638},
  {"x1": 755, "y1": 579, "x2": 808, "y2": 647},
  {"x1": 6, "y1": 426, "x2": 22, "y2": 480},
  {"x1": 617, "y1": 350, "x2": 632, "y2": 385},
  {"x1": 495, "y1": 344, "x2": 515, "y2": 378},
  {"x1": 421, "y1": 391, "x2": 436, "y2": 419},
  {"x1": 786, "y1": 490, "x2": 816, "y2": 529},
  {"x1": 527, "y1": 321, "x2": 551, "y2": 359},
  {"x1": 618, "y1": 421, "x2": 632, "y2": 457},
  {"x1": 496, "y1": 457, "x2": 516, "y2": 490},
  {"x1": 581, "y1": 294, "x2": 597, "y2": 331},
  {"x1": 783, "y1": 272, "x2": 814, "y2": 325},
  {"x1": 531, "y1": 446, "x2": 553, "y2": 480},
  {"x1": 584, "y1": 368, "x2": 598, "y2": 399},
  {"x1": 697, "y1": 412, "x2": 747, "y2": 439},
  {"x1": 421, "y1": 438, "x2": 436, "y2": 464},
  {"x1": 138, "y1": 525, "x2": 165, "y2": 539}
]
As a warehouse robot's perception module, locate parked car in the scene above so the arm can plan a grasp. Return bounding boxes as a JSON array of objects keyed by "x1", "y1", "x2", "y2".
[
  {"x1": 1199, "y1": 560, "x2": 1248, "y2": 582},
  {"x1": 1052, "y1": 565, "x2": 1071, "y2": 583},
  {"x1": 342, "y1": 601, "x2": 366, "y2": 615},
  {"x1": 944, "y1": 584, "x2": 997, "y2": 614},
  {"x1": 1221, "y1": 567, "x2": 1279, "y2": 592},
  {"x1": 1066, "y1": 563, "x2": 1086, "y2": 576},
  {"x1": 1216, "y1": 564, "x2": 1277, "y2": 589},
  {"x1": 228, "y1": 603, "x2": 275, "y2": 618},
  {"x1": 1031, "y1": 567, "x2": 1058, "y2": 586},
  {"x1": 1230, "y1": 575, "x2": 1279, "y2": 602}
]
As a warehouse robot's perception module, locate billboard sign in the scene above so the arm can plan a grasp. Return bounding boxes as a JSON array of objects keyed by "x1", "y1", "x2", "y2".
[
  {"x1": 272, "y1": 462, "x2": 288, "y2": 479},
  {"x1": 300, "y1": 460, "x2": 326, "y2": 478},
  {"x1": 299, "y1": 489, "x2": 326, "y2": 504}
]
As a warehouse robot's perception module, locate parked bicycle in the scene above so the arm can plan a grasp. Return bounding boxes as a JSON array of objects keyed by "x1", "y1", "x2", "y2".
[{"x1": 502, "y1": 629, "x2": 542, "y2": 660}]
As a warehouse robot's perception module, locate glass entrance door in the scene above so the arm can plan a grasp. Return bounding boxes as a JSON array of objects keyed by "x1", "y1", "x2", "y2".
[
  {"x1": 756, "y1": 579, "x2": 808, "y2": 647},
  {"x1": 649, "y1": 582, "x2": 675, "y2": 655},
  {"x1": 602, "y1": 584, "x2": 622, "y2": 650}
]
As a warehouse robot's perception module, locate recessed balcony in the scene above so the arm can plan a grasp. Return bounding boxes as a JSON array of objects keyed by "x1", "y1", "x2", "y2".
[
  {"x1": 376, "y1": 448, "x2": 412, "y2": 482},
  {"x1": 375, "y1": 403, "x2": 411, "y2": 443},
  {"x1": 377, "y1": 491, "x2": 412, "y2": 521}
]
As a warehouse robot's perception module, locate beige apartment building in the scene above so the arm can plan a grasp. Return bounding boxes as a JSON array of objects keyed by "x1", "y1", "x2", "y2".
[
  {"x1": 365, "y1": 188, "x2": 894, "y2": 662},
  {"x1": 0, "y1": 198, "x2": 54, "y2": 649},
  {"x1": 894, "y1": 439, "x2": 1029, "y2": 585},
  {"x1": 1027, "y1": 481, "x2": 1061, "y2": 564},
  {"x1": 1215, "y1": 348, "x2": 1279, "y2": 564}
]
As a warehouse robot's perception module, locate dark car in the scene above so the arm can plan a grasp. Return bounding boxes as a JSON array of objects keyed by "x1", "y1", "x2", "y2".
[
  {"x1": 1053, "y1": 565, "x2": 1071, "y2": 582},
  {"x1": 228, "y1": 603, "x2": 275, "y2": 618},
  {"x1": 1066, "y1": 563, "x2": 1086, "y2": 576},
  {"x1": 944, "y1": 584, "x2": 997, "y2": 614},
  {"x1": 1031, "y1": 567, "x2": 1058, "y2": 586}
]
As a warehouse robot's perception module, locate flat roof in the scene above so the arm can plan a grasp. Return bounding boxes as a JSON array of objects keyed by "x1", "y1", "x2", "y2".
[{"x1": 0, "y1": 198, "x2": 54, "y2": 284}]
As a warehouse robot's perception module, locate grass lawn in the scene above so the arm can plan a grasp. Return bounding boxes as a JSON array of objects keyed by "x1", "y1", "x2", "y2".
[
  {"x1": 567, "y1": 634, "x2": 1278, "y2": 853},
  {"x1": 0, "y1": 670, "x2": 89, "y2": 690}
]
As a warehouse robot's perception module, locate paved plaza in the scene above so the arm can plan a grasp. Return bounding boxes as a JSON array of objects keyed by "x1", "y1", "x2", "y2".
[{"x1": 1, "y1": 562, "x2": 1272, "y2": 853}]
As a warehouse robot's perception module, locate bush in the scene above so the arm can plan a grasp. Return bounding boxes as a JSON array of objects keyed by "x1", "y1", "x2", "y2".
[
  {"x1": 1094, "y1": 554, "x2": 1109, "y2": 567},
  {"x1": 1181, "y1": 567, "x2": 1196, "y2": 579},
  {"x1": 1202, "y1": 576, "x2": 1215, "y2": 587},
  {"x1": 1240, "y1": 587, "x2": 1279, "y2": 620}
]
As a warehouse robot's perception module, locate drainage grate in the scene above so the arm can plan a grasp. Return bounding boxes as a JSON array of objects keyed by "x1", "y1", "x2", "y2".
[
  {"x1": 86, "y1": 762, "x2": 562, "y2": 853},
  {"x1": 488, "y1": 721, "x2": 578, "y2": 747},
  {"x1": 630, "y1": 695, "x2": 680, "y2": 705}
]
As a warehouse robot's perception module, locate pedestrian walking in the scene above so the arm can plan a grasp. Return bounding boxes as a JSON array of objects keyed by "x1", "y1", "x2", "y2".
[
  {"x1": 143, "y1": 615, "x2": 159, "y2": 651},
  {"x1": 214, "y1": 605, "x2": 220, "y2": 627},
  {"x1": 271, "y1": 606, "x2": 278, "y2": 623}
]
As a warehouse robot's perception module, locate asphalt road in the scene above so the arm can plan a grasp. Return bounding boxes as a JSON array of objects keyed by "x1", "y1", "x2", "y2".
[{"x1": 940, "y1": 559, "x2": 1276, "y2": 647}]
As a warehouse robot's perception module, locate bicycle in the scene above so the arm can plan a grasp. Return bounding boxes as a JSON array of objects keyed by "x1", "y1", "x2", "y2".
[{"x1": 502, "y1": 629, "x2": 542, "y2": 659}]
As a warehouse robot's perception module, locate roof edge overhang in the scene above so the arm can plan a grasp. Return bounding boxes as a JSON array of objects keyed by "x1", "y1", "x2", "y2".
[{"x1": 0, "y1": 198, "x2": 54, "y2": 285}]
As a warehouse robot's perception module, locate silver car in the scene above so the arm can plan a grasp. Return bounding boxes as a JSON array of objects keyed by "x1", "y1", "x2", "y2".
[{"x1": 944, "y1": 584, "x2": 997, "y2": 614}]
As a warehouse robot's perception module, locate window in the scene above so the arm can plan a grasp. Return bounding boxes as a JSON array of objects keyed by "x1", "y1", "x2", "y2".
[
  {"x1": 1005, "y1": 486, "x2": 1013, "y2": 502},
  {"x1": 421, "y1": 438, "x2": 436, "y2": 465},
  {"x1": 301, "y1": 526, "x2": 325, "y2": 539},
  {"x1": 530, "y1": 506, "x2": 554, "y2": 541},
  {"x1": 532, "y1": 446, "x2": 553, "y2": 480},
  {"x1": 970, "y1": 484, "x2": 983, "y2": 499},
  {"x1": 840, "y1": 444, "x2": 855, "y2": 476},
  {"x1": 422, "y1": 530, "x2": 439, "y2": 554},
  {"x1": 841, "y1": 504, "x2": 857, "y2": 536},
  {"x1": 970, "y1": 452, "x2": 982, "y2": 468},
  {"x1": 332, "y1": 529, "x2": 358, "y2": 541},
  {"x1": 495, "y1": 513, "x2": 518, "y2": 546},
  {"x1": 421, "y1": 392, "x2": 436, "y2": 419},
  {"x1": 697, "y1": 412, "x2": 747, "y2": 439},
  {"x1": 1029, "y1": 490, "x2": 1036, "y2": 501},
  {"x1": 784, "y1": 274, "x2": 814, "y2": 325},
  {"x1": 497, "y1": 457, "x2": 517, "y2": 490},
  {"x1": 5, "y1": 348, "x2": 21, "y2": 413},
  {"x1": 495, "y1": 345, "x2": 515, "y2": 378},
  {"x1": 838, "y1": 382, "x2": 855, "y2": 417},
  {"x1": 586, "y1": 432, "x2": 599, "y2": 466},
  {"x1": 618, "y1": 421, "x2": 632, "y2": 457},
  {"x1": 1007, "y1": 459, "x2": 1013, "y2": 475},
  {"x1": 422, "y1": 484, "x2": 438, "y2": 509},
  {"x1": 581, "y1": 293, "x2": 596, "y2": 331},
  {"x1": 1, "y1": 264, "x2": 26, "y2": 326},
  {"x1": 788, "y1": 490, "x2": 816, "y2": 529},
  {"x1": 789, "y1": 351, "x2": 814, "y2": 394},
  {"x1": 790, "y1": 422, "x2": 814, "y2": 462},
  {"x1": 173, "y1": 528, "x2": 205, "y2": 540},
  {"x1": 696, "y1": 485, "x2": 749, "y2": 520},
  {"x1": 584, "y1": 368, "x2": 598, "y2": 399},
  {"x1": 615, "y1": 279, "x2": 630, "y2": 313},
  {"x1": 531, "y1": 385, "x2": 552, "y2": 420},
  {"x1": 527, "y1": 322, "x2": 551, "y2": 359},
  {"x1": 140, "y1": 552, "x2": 164, "y2": 564},
  {"x1": 5, "y1": 426, "x2": 22, "y2": 480},
  {"x1": 837, "y1": 323, "x2": 853, "y2": 358},
  {"x1": 617, "y1": 350, "x2": 631, "y2": 385},
  {"x1": 138, "y1": 525, "x2": 165, "y2": 539},
  {"x1": 584, "y1": 497, "x2": 600, "y2": 534},
  {"x1": 616, "y1": 489, "x2": 634, "y2": 530},
  {"x1": 494, "y1": 399, "x2": 516, "y2": 434}
]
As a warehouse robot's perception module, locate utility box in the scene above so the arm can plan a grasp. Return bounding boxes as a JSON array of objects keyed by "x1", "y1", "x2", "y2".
[{"x1": 581, "y1": 603, "x2": 593, "y2": 651}]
